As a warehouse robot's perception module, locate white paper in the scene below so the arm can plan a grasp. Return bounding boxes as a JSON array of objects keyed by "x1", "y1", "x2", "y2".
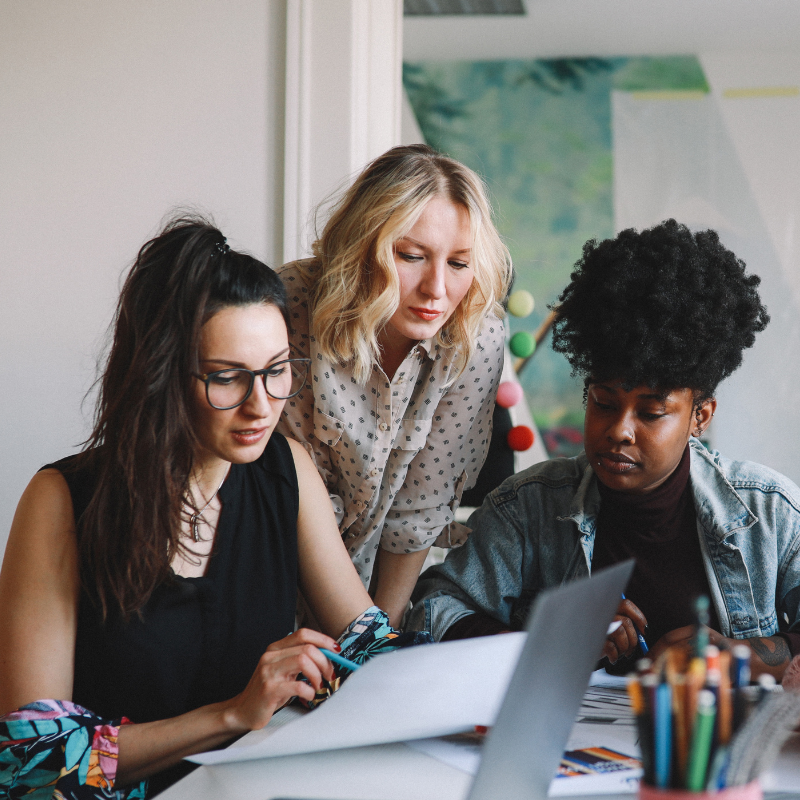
[
  {"x1": 588, "y1": 668, "x2": 629, "y2": 690},
  {"x1": 405, "y1": 731, "x2": 641, "y2": 796},
  {"x1": 189, "y1": 633, "x2": 526, "y2": 765},
  {"x1": 406, "y1": 681, "x2": 641, "y2": 796}
]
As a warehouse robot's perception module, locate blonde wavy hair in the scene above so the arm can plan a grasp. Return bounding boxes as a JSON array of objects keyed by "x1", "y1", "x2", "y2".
[{"x1": 304, "y1": 144, "x2": 512, "y2": 384}]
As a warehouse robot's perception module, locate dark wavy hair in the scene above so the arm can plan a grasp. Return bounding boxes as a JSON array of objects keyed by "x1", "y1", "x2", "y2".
[
  {"x1": 551, "y1": 219, "x2": 769, "y2": 401},
  {"x1": 76, "y1": 215, "x2": 287, "y2": 618}
]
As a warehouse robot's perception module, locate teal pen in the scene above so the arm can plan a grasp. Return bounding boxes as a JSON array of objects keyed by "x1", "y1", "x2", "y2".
[
  {"x1": 654, "y1": 681, "x2": 672, "y2": 788},
  {"x1": 320, "y1": 648, "x2": 360, "y2": 672},
  {"x1": 620, "y1": 594, "x2": 649, "y2": 655}
]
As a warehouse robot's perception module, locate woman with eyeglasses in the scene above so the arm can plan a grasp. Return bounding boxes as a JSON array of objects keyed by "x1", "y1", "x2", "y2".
[
  {"x1": 0, "y1": 217, "x2": 428, "y2": 799},
  {"x1": 278, "y1": 145, "x2": 513, "y2": 628}
]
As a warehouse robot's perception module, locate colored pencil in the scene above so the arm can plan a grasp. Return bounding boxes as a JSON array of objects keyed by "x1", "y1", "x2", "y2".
[
  {"x1": 687, "y1": 690, "x2": 717, "y2": 791},
  {"x1": 320, "y1": 648, "x2": 360, "y2": 672}
]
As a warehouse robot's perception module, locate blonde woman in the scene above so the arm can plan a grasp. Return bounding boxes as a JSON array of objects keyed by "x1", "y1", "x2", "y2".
[{"x1": 278, "y1": 144, "x2": 513, "y2": 628}]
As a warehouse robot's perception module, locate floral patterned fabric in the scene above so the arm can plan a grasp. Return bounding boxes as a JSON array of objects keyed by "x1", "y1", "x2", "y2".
[
  {"x1": 0, "y1": 700, "x2": 146, "y2": 799},
  {"x1": 1, "y1": 608, "x2": 432, "y2": 797},
  {"x1": 305, "y1": 605, "x2": 433, "y2": 707},
  {"x1": 338, "y1": 606, "x2": 432, "y2": 664}
]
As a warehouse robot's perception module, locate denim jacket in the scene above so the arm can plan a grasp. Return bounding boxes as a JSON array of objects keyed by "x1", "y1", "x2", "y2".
[{"x1": 409, "y1": 439, "x2": 800, "y2": 643}]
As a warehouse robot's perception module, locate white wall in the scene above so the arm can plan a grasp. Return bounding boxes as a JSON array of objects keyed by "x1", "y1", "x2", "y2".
[
  {"x1": 613, "y1": 72, "x2": 800, "y2": 484},
  {"x1": 0, "y1": 0, "x2": 288, "y2": 555},
  {"x1": 283, "y1": 0, "x2": 403, "y2": 261}
]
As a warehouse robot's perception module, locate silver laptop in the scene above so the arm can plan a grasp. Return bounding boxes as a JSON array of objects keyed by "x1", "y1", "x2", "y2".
[
  {"x1": 467, "y1": 560, "x2": 634, "y2": 800},
  {"x1": 270, "y1": 560, "x2": 633, "y2": 800}
]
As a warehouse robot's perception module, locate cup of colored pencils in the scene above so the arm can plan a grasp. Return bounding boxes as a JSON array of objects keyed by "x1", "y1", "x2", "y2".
[{"x1": 628, "y1": 635, "x2": 800, "y2": 799}]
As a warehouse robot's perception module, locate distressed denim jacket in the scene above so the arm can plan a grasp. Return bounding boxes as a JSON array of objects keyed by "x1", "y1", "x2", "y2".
[{"x1": 409, "y1": 439, "x2": 800, "y2": 643}]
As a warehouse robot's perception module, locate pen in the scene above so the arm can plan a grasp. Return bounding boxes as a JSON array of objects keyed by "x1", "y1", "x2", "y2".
[
  {"x1": 671, "y1": 673, "x2": 689, "y2": 783},
  {"x1": 320, "y1": 648, "x2": 360, "y2": 672},
  {"x1": 687, "y1": 689, "x2": 716, "y2": 791},
  {"x1": 629, "y1": 674, "x2": 656, "y2": 786},
  {"x1": 731, "y1": 644, "x2": 751, "y2": 689},
  {"x1": 654, "y1": 680, "x2": 672, "y2": 788},
  {"x1": 694, "y1": 596, "x2": 710, "y2": 657},
  {"x1": 620, "y1": 594, "x2": 649, "y2": 654},
  {"x1": 717, "y1": 649, "x2": 733, "y2": 745}
]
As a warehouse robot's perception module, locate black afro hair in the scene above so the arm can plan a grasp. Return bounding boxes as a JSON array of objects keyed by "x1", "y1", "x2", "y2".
[{"x1": 550, "y1": 219, "x2": 769, "y2": 399}]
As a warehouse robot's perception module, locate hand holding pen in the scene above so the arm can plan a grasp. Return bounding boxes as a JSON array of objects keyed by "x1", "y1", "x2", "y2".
[{"x1": 604, "y1": 595, "x2": 649, "y2": 663}]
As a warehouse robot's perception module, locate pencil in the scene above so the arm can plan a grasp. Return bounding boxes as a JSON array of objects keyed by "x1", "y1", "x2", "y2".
[
  {"x1": 671, "y1": 673, "x2": 689, "y2": 783},
  {"x1": 687, "y1": 689, "x2": 717, "y2": 791},
  {"x1": 634, "y1": 674, "x2": 657, "y2": 786},
  {"x1": 718, "y1": 649, "x2": 733, "y2": 745},
  {"x1": 685, "y1": 657, "x2": 706, "y2": 732},
  {"x1": 654, "y1": 681, "x2": 673, "y2": 788},
  {"x1": 320, "y1": 648, "x2": 361, "y2": 672}
]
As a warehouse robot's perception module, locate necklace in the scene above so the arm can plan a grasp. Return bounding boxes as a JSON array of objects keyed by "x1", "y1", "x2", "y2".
[{"x1": 187, "y1": 467, "x2": 229, "y2": 543}]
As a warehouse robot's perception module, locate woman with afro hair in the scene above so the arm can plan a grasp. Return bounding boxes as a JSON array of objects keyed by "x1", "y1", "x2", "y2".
[{"x1": 410, "y1": 219, "x2": 800, "y2": 681}]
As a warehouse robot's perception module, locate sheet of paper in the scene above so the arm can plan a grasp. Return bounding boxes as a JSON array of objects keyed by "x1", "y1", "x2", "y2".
[
  {"x1": 588, "y1": 668, "x2": 630, "y2": 690},
  {"x1": 405, "y1": 735, "x2": 641, "y2": 796},
  {"x1": 406, "y1": 683, "x2": 641, "y2": 796},
  {"x1": 189, "y1": 632, "x2": 526, "y2": 765}
]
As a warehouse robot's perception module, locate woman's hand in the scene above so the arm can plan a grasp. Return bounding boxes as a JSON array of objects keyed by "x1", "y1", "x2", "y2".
[
  {"x1": 115, "y1": 628, "x2": 341, "y2": 785},
  {"x1": 648, "y1": 626, "x2": 792, "y2": 682},
  {"x1": 647, "y1": 624, "x2": 713, "y2": 662},
  {"x1": 603, "y1": 598, "x2": 648, "y2": 664},
  {"x1": 222, "y1": 628, "x2": 338, "y2": 733}
]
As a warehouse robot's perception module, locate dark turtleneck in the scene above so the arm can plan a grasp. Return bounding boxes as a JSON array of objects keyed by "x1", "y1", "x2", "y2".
[{"x1": 592, "y1": 443, "x2": 720, "y2": 647}]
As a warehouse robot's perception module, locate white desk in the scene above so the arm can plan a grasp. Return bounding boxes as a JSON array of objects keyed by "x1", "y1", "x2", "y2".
[
  {"x1": 161, "y1": 727, "x2": 800, "y2": 800},
  {"x1": 160, "y1": 740, "x2": 472, "y2": 800}
]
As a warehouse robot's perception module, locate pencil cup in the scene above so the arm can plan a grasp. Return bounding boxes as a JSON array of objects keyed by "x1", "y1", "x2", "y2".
[{"x1": 639, "y1": 781, "x2": 762, "y2": 800}]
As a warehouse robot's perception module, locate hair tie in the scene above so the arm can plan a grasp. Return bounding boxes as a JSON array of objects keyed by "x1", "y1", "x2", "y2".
[{"x1": 214, "y1": 238, "x2": 230, "y2": 255}]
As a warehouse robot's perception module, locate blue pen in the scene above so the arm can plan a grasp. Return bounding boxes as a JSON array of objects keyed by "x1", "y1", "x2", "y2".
[
  {"x1": 654, "y1": 680, "x2": 673, "y2": 788},
  {"x1": 320, "y1": 648, "x2": 360, "y2": 672},
  {"x1": 731, "y1": 644, "x2": 750, "y2": 688},
  {"x1": 621, "y1": 593, "x2": 649, "y2": 655}
]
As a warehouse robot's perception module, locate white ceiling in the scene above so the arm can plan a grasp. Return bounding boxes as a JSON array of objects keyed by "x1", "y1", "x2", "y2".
[{"x1": 403, "y1": 0, "x2": 800, "y2": 60}]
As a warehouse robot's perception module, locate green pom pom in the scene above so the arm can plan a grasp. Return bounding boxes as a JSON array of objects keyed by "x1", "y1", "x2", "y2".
[{"x1": 509, "y1": 331, "x2": 536, "y2": 358}]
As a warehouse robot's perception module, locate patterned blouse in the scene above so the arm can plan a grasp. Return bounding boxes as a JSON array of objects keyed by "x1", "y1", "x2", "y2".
[
  {"x1": 0, "y1": 608, "x2": 430, "y2": 798},
  {"x1": 277, "y1": 260, "x2": 505, "y2": 588}
]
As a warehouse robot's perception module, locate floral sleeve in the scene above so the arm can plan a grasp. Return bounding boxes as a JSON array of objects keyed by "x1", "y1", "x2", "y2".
[
  {"x1": 303, "y1": 606, "x2": 433, "y2": 707},
  {"x1": 0, "y1": 700, "x2": 147, "y2": 799},
  {"x1": 336, "y1": 606, "x2": 433, "y2": 664}
]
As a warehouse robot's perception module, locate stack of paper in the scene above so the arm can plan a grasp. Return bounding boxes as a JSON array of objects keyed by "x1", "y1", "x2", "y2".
[{"x1": 189, "y1": 633, "x2": 526, "y2": 765}]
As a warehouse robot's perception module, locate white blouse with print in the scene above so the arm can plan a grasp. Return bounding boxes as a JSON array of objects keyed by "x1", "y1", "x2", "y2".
[{"x1": 276, "y1": 261, "x2": 505, "y2": 588}]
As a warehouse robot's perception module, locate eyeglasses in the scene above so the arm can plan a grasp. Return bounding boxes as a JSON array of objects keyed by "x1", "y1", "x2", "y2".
[{"x1": 193, "y1": 358, "x2": 311, "y2": 410}]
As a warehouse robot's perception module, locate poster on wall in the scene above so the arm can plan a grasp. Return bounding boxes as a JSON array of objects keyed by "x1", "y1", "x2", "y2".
[{"x1": 403, "y1": 56, "x2": 710, "y2": 459}]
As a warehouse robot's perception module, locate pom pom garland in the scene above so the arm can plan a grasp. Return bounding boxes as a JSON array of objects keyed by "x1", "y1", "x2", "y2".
[
  {"x1": 509, "y1": 331, "x2": 536, "y2": 358},
  {"x1": 508, "y1": 289, "x2": 535, "y2": 318},
  {"x1": 507, "y1": 425, "x2": 535, "y2": 451},
  {"x1": 496, "y1": 381, "x2": 523, "y2": 408}
]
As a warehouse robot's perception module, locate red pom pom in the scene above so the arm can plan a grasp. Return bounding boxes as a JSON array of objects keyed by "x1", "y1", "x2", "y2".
[{"x1": 507, "y1": 425, "x2": 535, "y2": 451}]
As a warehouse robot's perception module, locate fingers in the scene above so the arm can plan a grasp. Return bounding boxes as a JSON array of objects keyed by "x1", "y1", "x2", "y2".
[
  {"x1": 267, "y1": 627, "x2": 340, "y2": 654},
  {"x1": 618, "y1": 598, "x2": 648, "y2": 635},
  {"x1": 602, "y1": 638, "x2": 620, "y2": 664},
  {"x1": 602, "y1": 599, "x2": 649, "y2": 664},
  {"x1": 227, "y1": 643, "x2": 336, "y2": 731},
  {"x1": 648, "y1": 625, "x2": 697, "y2": 661},
  {"x1": 604, "y1": 614, "x2": 640, "y2": 663}
]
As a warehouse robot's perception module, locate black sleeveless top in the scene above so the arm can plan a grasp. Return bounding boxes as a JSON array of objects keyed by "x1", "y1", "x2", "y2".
[{"x1": 45, "y1": 433, "x2": 299, "y2": 725}]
